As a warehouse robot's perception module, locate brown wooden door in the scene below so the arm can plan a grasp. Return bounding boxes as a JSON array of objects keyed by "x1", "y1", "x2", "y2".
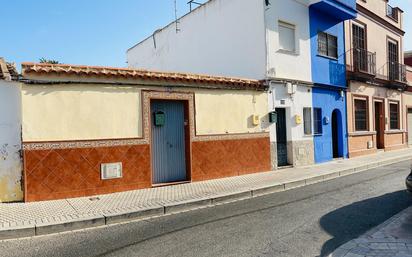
[{"x1": 375, "y1": 101, "x2": 385, "y2": 149}]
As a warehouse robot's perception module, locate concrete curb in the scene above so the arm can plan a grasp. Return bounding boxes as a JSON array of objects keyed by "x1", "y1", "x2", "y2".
[
  {"x1": 1, "y1": 154, "x2": 411, "y2": 241},
  {"x1": 35, "y1": 215, "x2": 106, "y2": 236}
]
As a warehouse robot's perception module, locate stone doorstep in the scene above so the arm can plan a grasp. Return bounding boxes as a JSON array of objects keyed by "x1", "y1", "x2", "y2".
[{"x1": 0, "y1": 154, "x2": 411, "y2": 241}]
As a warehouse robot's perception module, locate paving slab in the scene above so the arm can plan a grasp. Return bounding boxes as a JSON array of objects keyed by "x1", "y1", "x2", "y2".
[
  {"x1": 330, "y1": 206, "x2": 412, "y2": 257},
  {"x1": 0, "y1": 148, "x2": 411, "y2": 240}
]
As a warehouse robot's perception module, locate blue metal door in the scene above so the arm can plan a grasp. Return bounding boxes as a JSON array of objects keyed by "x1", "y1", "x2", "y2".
[{"x1": 151, "y1": 100, "x2": 187, "y2": 184}]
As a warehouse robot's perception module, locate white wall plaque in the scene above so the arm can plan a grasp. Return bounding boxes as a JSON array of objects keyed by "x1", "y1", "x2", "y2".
[{"x1": 101, "y1": 162, "x2": 123, "y2": 180}]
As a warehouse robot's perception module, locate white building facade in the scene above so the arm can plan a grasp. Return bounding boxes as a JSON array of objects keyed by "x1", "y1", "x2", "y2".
[
  {"x1": 0, "y1": 58, "x2": 23, "y2": 202},
  {"x1": 127, "y1": 0, "x2": 315, "y2": 168}
]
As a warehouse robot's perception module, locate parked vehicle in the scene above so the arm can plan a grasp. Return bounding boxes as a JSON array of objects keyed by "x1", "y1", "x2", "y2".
[{"x1": 407, "y1": 169, "x2": 412, "y2": 193}]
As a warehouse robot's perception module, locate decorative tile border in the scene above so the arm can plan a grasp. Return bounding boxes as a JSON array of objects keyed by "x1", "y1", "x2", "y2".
[
  {"x1": 142, "y1": 90, "x2": 196, "y2": 141},
  {"x1": 193, "y1": 132, "x2": 269, "y2": 142},
  {"x1": 23, "y1": 138, "x2": 148, "y2": 151},
  {"x1": 23, "y1": 90, "x2": 269, "y2": 150}
]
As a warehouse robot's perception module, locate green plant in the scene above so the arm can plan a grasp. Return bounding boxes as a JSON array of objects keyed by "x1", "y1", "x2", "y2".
[{"x1": 39, "y1": 58, "x2": 60, "y2": 64}]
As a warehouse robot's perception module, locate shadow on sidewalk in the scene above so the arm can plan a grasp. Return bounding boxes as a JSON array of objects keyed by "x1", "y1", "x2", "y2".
[{"x1": 319, "y1": 190, "x2": 412, "y2": 257}]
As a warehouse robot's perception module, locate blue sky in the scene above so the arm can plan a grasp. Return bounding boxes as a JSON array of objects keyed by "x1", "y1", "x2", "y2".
[{"x1": 0, "y1": 0, "x2": 410, "y2": 68}]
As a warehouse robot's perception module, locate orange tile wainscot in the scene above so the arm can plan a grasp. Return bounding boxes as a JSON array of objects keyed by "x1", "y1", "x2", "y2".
[{"x1": 23, "y1": 137, "x2": 271, "y2": 202}]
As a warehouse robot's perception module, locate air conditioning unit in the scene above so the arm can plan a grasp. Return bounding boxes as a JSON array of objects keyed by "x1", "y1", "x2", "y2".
[{"x1": 287, "y1": 82, "x2": 297, "y2": 95}]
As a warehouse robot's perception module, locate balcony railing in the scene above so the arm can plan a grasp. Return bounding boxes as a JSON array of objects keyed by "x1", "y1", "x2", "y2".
[
  {"x1": 387, "y1": 62, "x2": 407, "y2": 83},
  {"x1": 387, "y1": 4, "x2": 399, "y2": 21},
  {"x1": 347, "y1": 49, "x2": 407, "y2": 88},
  {"x1": 347, "y1": 48, "x2": 376, "y2": 77},
  {"x1": 352, "y1": 48, "x2": 376, "y2": 75}
]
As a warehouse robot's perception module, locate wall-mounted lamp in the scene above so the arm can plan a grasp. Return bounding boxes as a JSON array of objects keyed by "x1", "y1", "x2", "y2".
[{"x1": 340, "y1": 90, "x2": 345, "y2": 101}]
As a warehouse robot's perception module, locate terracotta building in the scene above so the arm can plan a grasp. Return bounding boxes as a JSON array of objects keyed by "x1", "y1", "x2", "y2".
[
  {"x1": 403, "y1": 56, "x2": 412, "y2": 146},
  {"x1": 344, "y1": 0, "x2": 408, "y2": 158},
  {"x1": 405, "y1": 51, "x2": 412, "y2": 66},
  {"x1": 20, "y1": 63, "x2": 271, "y2": 202}
]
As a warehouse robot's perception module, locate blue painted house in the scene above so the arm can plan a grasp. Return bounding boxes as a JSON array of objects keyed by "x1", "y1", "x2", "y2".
[{"x1": 309, "y1": 0, "x2": 357, "y2": 163}]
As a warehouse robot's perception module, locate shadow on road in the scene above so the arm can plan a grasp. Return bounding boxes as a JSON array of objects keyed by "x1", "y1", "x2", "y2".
[{"x1": 319, "y1": 190, "x2": 412, "y2": 257}]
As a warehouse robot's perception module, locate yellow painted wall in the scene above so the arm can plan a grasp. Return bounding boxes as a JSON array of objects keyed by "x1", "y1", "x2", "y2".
[
  {"x1": 195, "y1": 90, "x2": 269, "y2": 135},
  {"x1": 22, "y1": 84, "x2": 268, "y2": 141},
  {"x1": 22, "y1": 84, "x2": 142, "y2": 141}
]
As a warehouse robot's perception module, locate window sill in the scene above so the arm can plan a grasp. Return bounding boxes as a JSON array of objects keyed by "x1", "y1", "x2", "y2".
[
  {"x1": 313, "y1": 133, "x2": 323, "y2": 137},
  {"x1": 385, "y1": 130, "x2": 405, "y2": 134},
  {"x1": 316, "y1": 54, "x2": 338, "y2": 61},
  {"x1": 349, "y1": 131, "x2": 376, "y2": 137},
  {"x1": 277, "y1": 49, "x2": 300, "y2": 56}
]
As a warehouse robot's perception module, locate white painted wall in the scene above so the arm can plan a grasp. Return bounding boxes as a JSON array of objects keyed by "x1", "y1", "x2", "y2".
[
  {"x1": 127, "y1": 0, "x2": 313, "y2": 82},
  {"x1": 268, "y1": 83, "x2": 313, "y2": 142},
  {"x1": 127, "y1": 0, "x2": 267, "y2": 80},
  {"x1": 264, "y1": 0, "x2": 312, "y2": 82},
  {"x1": 0, "y1": 80, "x2": 23, "y2": 202}
]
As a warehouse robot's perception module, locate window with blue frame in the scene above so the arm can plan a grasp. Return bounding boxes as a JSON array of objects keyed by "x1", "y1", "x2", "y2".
[
  {"x1": 313, "y1": 108, "x2": 322, "y2": 135},
  {"x1": 317, "y1": 32, "x2": 338, "y2": 59}
]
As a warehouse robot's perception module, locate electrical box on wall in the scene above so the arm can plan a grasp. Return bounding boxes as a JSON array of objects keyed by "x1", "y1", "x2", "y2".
[
  {"x1": 154, "y1": 111, "x2": 165, "y2": 126},
  {"x1": 101, "y1": 163, "x2": 123, "y2": 180},
  {"x1": 295, "y1": 115, "x2": 302, "y2": 125},
  {"x1": 269, "y1": 111, "x2": 277, "y2": 123},
  {"x1": 252, "y1": 115, "x2": 260, "y2": 126},
  {"x1": 286, "y1": 82, "x2": 297, "y2": 95}
]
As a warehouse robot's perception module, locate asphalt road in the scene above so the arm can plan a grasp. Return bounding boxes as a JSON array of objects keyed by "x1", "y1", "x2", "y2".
[{"x1": 1, "y1": 161, "x2": 412, "y2": 257}]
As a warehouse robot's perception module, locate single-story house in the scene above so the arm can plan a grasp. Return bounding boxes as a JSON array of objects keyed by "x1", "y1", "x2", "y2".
[{"x1": 20, "y1": 63, "x2": 272, "y2": 202}]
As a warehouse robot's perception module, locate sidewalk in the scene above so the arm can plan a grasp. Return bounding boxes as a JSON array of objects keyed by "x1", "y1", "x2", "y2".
[
  {"x1": 330, "y1": 206, "x2": 412, "y2": 257},
  {"x1": 1, "y1": 148, "x2": 411, "y2": 240}
]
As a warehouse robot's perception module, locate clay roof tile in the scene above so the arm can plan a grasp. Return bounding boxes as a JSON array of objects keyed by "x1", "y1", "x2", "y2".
[{"x1": 21, "y1": 62, "x2": 265, "y2": 90}]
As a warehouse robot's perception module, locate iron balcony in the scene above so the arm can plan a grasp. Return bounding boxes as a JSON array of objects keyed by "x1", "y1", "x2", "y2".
[{"x1": 347, "y1": 48, "x2": 376, "y2": 81}]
